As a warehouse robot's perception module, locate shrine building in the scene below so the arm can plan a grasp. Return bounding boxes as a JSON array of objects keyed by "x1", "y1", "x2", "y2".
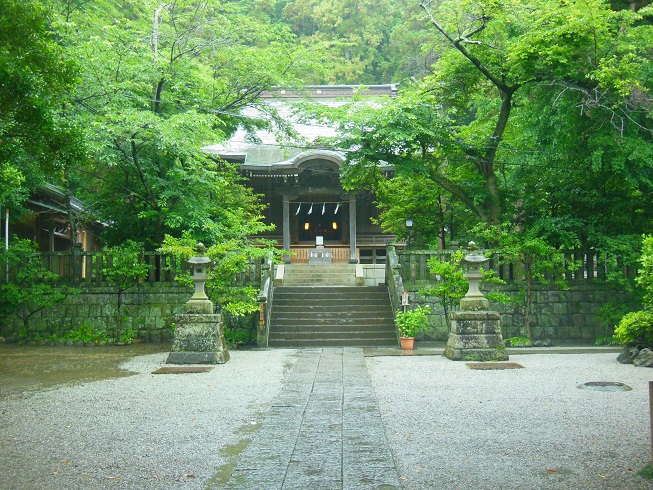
[{"x1": 205, "y1": 85, "x2": 399, "y2": 265}]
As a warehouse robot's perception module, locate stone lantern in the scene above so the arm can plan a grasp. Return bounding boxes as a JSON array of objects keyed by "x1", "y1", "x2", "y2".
[
  {"x1": 459, "y1": 241, "x2": 490, "y2": 312},
  {"x1": 443, "y1": 241, "x2": 508, "y2": 361},
  {"x1": 166, "y1": 242, "x2": 229, "y2": 364},
  {"x1": 186, "y1": 243, "x2": 213, "y2": 314}
]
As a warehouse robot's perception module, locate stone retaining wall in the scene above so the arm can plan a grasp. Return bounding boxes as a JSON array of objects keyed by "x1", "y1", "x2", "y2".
[
  {"x1": 1, "y1": 280, "x2": 636, "y2": 344},
  {"x1": 1, "y1": 283, "x2": 192, "y2": 342},
  {"x1": 406, "y1": 284, "x2": 634, "y2": 342}
]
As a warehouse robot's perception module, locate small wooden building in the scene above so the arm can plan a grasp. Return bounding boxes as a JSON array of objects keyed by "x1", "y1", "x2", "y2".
[
  {"x1": 7, "y1": 184, "x2": 102, "y2": 252},
  {"x1": 206, "y1": 85, "x2": 399, "y2": 265}
]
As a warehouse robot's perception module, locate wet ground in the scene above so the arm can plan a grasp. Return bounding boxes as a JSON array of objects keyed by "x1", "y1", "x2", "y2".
[{"x1": 0, "y1": 342, "x2": 172, "y2": 399}]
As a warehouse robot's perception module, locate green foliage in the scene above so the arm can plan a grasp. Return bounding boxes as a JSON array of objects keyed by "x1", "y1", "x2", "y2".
[
  {"x1": 636, "y1": 235, "x2": 653, "y2": 307},
  {"x1": 101, "y1": 241, "x2": 150, "y2": 292},
  {"x1": 118, "y1": 326, "x2": 136, "y2": 344},
  {"x1": 63, "y1": 323, "x2": 108, "y2": 344},
  {"x1": 420, "y1": 251, "x2": 467, "y2": 330},
  {"x1": 101, "y1": 240, "x2": 150, "y2": 340},
  {"x1": 594, "y1": 335, "x2": 619, "y2": 347},
  {"x1": 614, "y1": 235, "x2": 653, "y2": 348},
  {"x1": 395, "y1": 305, "x2": 430, "y2": 338},
  {"x1": 614, "y1": 310, "x2": 653, "y2": 348},
  {"x1": 420, "y1": 249, "x2": 507, "y2": 330},
  {"x1": 504, "y1": 337, "x2": 533, "y2": 347},
  {"x1": 0, "y1": 237, "x2": 78, "y2": 332},
  {"x1": 224, "y1": 327, "x2": 256, "y2": 348},
  {"x1": 596, "y1": 300, "x2": 636, "y2": 339},
  {"x1": 301, "y1": 0, "x2": 653, "y2": 254},
  {"x1": 638, "y1": 463, "x2": 653, "y2": 480},
  {"x1": 0, "y1": 0, "x2": 82, "y2": 211},
  {"x1": 159, "y1": 233, "x2": 281, "y2": 317},
  {"x1": 46, "y1": 0, "x2": 312, "y2": 248},
  {"x1": 477, "y1": 224, "x2": 577, "y2": 340}
]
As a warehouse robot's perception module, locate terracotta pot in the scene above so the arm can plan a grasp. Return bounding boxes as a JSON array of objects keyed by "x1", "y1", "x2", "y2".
[{"x1": 400, "y1": 336, "x2": 415, "y2": 350}]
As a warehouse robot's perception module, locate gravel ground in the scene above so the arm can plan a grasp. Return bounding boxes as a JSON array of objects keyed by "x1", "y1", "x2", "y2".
[
  {"x1": 0, "y1": 349, "x2": 298, "y2": 490},
  {"x1": 366, "y1": 353, "x2": 653, "y2": 490},
  {"x1": 1, "y1": 350, "x2": 653, "y2": 489}
]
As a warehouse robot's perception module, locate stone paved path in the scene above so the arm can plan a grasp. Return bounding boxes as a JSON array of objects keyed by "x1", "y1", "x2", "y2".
[{"x1": 223, "y1": 347, "x2": 401, "y2": 489}]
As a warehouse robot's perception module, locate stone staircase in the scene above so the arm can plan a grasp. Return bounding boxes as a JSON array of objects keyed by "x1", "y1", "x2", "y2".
[
  {"x1": 280, "y1": 263, "x2": 361, "y2": 286},
  {"x1": 268, "y1": 265, "x2": 397, "y2": 347}
]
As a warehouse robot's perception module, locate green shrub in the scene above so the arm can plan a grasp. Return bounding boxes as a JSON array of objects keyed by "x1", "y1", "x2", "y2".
[
  {"x1": 614, "y1": 310, "x2": 653, "y2": 347},
  {"x1": 63, "y1": 323, "x2": 108, "y2": 344},
  {"x1": 504, "y1": 336, "x2": 532, "y2": 347},
  {"x1": 224, "y1": 327, "x2": 255, "y2": 348},
  {"x1": 395, "y1": 305, "x2": 430, "y2": 338}
]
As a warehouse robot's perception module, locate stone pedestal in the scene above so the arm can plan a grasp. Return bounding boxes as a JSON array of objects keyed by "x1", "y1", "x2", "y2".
[
  {"x1": 443, "y1": 311, "x2": 508, "y2": 361},
  {"x1": 166, "y1": 314, "x2": 230, "y2": 364},
  {"x1": 443, "y1": 241, "x2": 508, "y2": 361},
  {"x1": 166, "y1": 243, "x2": 229, "y2": 364}
]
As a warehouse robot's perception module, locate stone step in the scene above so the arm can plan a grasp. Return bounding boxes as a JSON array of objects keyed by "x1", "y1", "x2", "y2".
[
  {"x1": 282, "y1": 264, "x2": 359, "y2": 287},
  {"x1": 268, "y1": 338, "x2": 397, "y2": 348},
  {"x1": 282, "y1": 278, "x2": 360, "y2": 286},
  {"x1": 269, "y1": 331, "x2": 396, "y2": 341},
  {"x1": 272, "y1": 315, "x2": 393, "y2": 324},
  {"x1": 271, "y1": 322, "x2": 394, "y2": 331},
  {"x1": 273, "y1": 304, "x2": 392, "y2": 312},
  {"x1": 269, "y1": 283, "x2": 397, "y2": 348},
  {"x1": 274, "y1": 286, "x2": 389, "y2": 297}
]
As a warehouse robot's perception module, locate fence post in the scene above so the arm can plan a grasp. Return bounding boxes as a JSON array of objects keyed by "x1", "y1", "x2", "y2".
[{"x1": 72, "y1": 243, "x2": 83, "y2": 283}]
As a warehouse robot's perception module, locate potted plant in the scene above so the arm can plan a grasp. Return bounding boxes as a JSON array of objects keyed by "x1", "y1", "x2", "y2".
[{"x1": 395, "y1": 305, "x2": 431, "y2": 350}]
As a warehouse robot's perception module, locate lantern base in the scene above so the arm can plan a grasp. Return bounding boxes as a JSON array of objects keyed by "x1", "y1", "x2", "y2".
[
  {"x1": 185, "y1": 299, "x2": 214, "y2": 314},
  {"x1": 459, "y1": 296, "x2": 489, "y2": 311},
  {"x1": 443, "y1": 310, "x2": 508, "y2": 362},
  {"x1": 166, "y1": 313, "x2": 230, "y2": 364}
]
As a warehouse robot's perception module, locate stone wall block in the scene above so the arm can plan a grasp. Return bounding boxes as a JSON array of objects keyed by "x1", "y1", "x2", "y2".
[
  {"x1": 553, "y1": 303, "x2": 568, "y2": 316},
  {"x1": 580, "y1": 326, "x2": 595, "y2": 339},
  {"x1": 556, "y1": 325, "x2": 569, "y2": 338},
  {"x1": 566, "y1": 324, "x2": 580, "y2": 338}
]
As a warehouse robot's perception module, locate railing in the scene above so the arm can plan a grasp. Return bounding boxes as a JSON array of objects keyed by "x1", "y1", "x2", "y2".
[
  {"x1": 289, "y1": 246, "x2": 356, "y2": 264},
  {"x1": 39, "y1": 250, "x2": 262, "y2": 286},
  {"x1": 396, "y1": 248, "x2": 639, "y2": 284},
  {"x1": 256, "y1": 255, "x2": 275, "y2": 347}
]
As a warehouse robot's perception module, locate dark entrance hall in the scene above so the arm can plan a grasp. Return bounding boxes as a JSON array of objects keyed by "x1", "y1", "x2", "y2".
[{"x1": 296, "y1": 201, "x2": 343, "y2": 242}]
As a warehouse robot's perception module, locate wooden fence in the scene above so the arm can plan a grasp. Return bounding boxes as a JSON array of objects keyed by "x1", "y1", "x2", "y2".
[
  {"x1": 396, "y1": 249, "x2": 638, "y2": 284},
  {"x1": 39, "y1": 250, "x2": 262, "y2": 286}
]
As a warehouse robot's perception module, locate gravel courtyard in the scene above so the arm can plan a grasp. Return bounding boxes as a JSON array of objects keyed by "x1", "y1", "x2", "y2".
[{"x1": 0, "y1": 347, "x2": 652, "y2": 489}]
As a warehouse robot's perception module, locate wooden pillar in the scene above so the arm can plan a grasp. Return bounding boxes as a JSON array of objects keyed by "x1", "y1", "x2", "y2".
[
  {"x1": 349, "y1": 197, "x2": 357, "y2": 264},
  {"x1": 283, "y1": 194, "x2": 291, "y2": 264}
]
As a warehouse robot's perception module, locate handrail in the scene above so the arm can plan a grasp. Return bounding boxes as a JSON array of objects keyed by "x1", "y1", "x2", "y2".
[
  {"x1": 385, "y1": 245, "x2": 404, "y2": 346},
  {"x1": 256, "y1": 254, "x2": 275, "y2": 347}
]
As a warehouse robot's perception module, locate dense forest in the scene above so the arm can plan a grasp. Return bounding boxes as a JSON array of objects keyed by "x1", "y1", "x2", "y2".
[{"x1": 1, "y1": 0, "x2": 652, "y2": 258}]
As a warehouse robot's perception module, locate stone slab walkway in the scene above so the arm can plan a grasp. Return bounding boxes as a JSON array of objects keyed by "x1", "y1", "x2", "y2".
[{"x1": 223, "y1": 347, "x2": 401, "y2": 489}]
